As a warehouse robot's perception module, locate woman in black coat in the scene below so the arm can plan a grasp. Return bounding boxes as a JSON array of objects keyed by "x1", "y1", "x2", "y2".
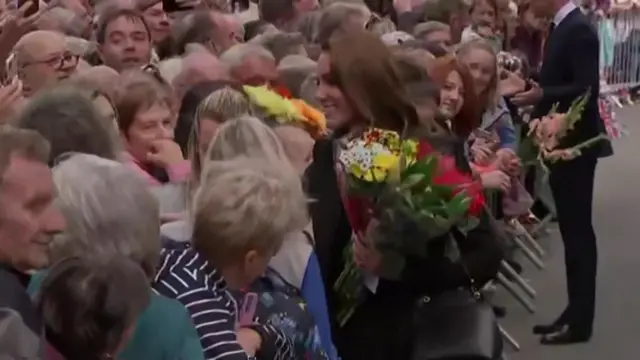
[{"x1": 307, "y1": 31, "x2": 503, "y2": 360}]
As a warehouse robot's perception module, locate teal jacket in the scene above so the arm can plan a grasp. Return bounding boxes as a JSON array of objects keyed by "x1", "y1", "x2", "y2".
[{"x1": 29, "y1": 271, "x2": 205, "y2": 360}]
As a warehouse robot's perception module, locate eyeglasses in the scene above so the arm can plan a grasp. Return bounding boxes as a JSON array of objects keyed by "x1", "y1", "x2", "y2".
[{"x1": 23, "y1": 53, "x2": 79, "y2": 69}]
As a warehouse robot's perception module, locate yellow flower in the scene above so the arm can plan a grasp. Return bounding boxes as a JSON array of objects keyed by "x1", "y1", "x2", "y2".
[
  {"x1": 372, "y1": 152, "x2": 399, "y2": 171},
  {"x1": 243, "y1": 85, "x2": 300, "y2": 121}
]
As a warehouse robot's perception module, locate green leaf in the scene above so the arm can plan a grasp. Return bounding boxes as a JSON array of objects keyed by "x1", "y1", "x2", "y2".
[
  {"x1": 399, "y1": 173, "x2": 425, "y2": 192},
  {"x1": 402, "y1": 155, "x2": 439, "y2": 183},
  {"x1": 446, "y1": 192, "x2": 471, "y2": 219},
  {"x1": 457, "y1": 217, "x2": 480, "y2": 235},
  {"x1": 518, "y1": 136, "x2": 539, "y2": 165}
]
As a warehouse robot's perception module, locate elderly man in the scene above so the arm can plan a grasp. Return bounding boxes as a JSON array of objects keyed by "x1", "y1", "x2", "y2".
[
  {"x1": 171, "y1": 50, "x2": 231, "y2": 100},
  {"x1": 96, "y1": 7, "x2": 153, "y2": 72},
  {"x1": 0, "y1": 127, "x2": 65, "y2": 359},
  {"x1": 13, "y1": 30, "x2": 79, "y2": 97},
  {"x1": 219, "y1": 43, "x2": 277, "y2": 86},
  {"x1": 173, "y1": 10, "x2": 241, "y2": 55}
]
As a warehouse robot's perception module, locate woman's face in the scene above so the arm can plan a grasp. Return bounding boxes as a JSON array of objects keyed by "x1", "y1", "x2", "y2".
[
  {"x1": 423, "y1": 29, "x2": 452, "y2": 51},
  {"x1": 460, "y1": 48, "x2": 495, "y2": 96},
  {"x1": 124, "y1": 102, "x2": 175, "y2": 163},
  {"x1": 92, "y1": 95, "x2": 118, "y2": 130},
  {"x1": 522, "y1": 9, "x2": 542, "y2": 31},
  {"x1": 198, "y1": 117, "x2": 222, "y2": 159},
  {"x1": 440, "y1": 70, "x2": 465, "y2": 119},
  {"x1": 471, "y1": 0, "x2": 497, "y2": 28},
  {"x1": 273, "y1": 125, "x2": 314, "y2": 175},
  {"x1": 316, "y1": 52, "x2": 354, "y2": 130}
]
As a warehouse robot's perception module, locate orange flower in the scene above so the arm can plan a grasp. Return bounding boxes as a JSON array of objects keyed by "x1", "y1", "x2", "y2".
[{"x1": 290, "y1": 99, "x2": 327, "y2": 138}]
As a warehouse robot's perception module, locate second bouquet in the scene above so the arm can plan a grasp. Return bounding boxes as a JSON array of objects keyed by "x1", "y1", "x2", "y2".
[{"x1": 334, "y1": 128, "x2": 486, "y2": 327}]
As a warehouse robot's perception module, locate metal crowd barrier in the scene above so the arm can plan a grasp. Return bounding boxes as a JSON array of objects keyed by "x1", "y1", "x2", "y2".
[{"x1": 598, "y1": 10, "x2": 640, "y2": 94}]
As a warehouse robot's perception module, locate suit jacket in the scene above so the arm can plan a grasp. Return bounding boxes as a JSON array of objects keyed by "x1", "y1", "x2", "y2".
[{"x1": 532, "y1": 8, "x2": 613, "y2": 159}]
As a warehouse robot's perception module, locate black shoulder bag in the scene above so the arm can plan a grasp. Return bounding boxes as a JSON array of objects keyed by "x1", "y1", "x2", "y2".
[{"x1": 411, "y1": 260, "x2": 503, "y2": 360}]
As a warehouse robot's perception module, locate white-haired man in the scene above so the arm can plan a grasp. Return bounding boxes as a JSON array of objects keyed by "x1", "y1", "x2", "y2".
[{"x1": 219, "y1": 43, "x2": 277, "y2": 86}]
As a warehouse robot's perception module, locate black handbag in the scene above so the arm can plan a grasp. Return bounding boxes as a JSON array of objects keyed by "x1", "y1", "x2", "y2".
[{"x1": 411, "y1": 269, "x2": 502, "y2": 360}]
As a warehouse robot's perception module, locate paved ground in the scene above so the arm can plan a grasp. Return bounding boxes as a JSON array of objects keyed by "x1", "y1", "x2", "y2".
[{"x1": 500, "y1": 106, "x2": 639, "y2": 360}]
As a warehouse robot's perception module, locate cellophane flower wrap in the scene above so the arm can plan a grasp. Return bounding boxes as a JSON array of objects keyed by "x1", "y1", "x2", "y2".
[
  {"x1": 518, "y1": 90, "x2": 609, "y2": 176},
  {"x1": 334, "y1": 128, "x2": 485, "y2": 326}
]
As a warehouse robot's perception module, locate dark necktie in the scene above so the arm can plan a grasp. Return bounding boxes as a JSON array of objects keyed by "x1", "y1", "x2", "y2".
[{"x1": 548, "y1": 22, "x2": 556, "y2": 35}]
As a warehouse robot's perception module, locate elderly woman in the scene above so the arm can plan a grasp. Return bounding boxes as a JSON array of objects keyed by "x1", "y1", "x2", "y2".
[
  {"x1": 162, "y1": 116, "x2": 334, "y2": 359},
  {"x1": 38, "y1": 256, "x2": 150, "y2": 360},
  {"x1": 153, "y1": 157, "x2": 305, "y2": 359},
  {"x1": 115, "y1": 71, "x2": 189, "y2": 186},
  {"x1": 28, "y1": 154, "x2": 204, "y2": 360}
]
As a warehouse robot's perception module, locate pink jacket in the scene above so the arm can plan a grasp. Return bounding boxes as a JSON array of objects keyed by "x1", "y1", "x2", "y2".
[{"x1": 123, "y1": 152, "x2": 191, "y2": 185}]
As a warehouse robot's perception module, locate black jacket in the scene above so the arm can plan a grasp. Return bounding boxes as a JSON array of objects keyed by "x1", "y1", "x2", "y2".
[
  {"x1": 308, "y1": 135, "x2": 503, "y2": 316},
  {"x1": 532, "y1": 8, "x2": 612, "y2": 159}
]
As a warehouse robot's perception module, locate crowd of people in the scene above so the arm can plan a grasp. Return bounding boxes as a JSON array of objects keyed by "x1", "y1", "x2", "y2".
[{"x1": 0, "y1": 0, "x2": 611, "y2": 359}]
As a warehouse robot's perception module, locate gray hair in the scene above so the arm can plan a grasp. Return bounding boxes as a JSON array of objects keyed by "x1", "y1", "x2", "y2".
[
  {"x1": 219, "y1": 43, "x2": 275, "y2": 70},
  {"x1": 157, "y1": 57, "x2": 184, "y2": 84},
  {"x1": 277, "y1": 55, "x2": 316, "y2": 98},
  {"x1": 51, "y1": 154, "x2": 161, "y2": 278},
  {"x1": 13, "y1": 86, "x2": 119, "y2": 166},
  {"x1": 317, "y1": 2, "x2": 370, "y2": 44},
  {"x1": 413, "y1": 21, "x2": 450, "y2": 39},
  {"x1": 249, "y1": 31, "x2": 306, "y2": 64}
]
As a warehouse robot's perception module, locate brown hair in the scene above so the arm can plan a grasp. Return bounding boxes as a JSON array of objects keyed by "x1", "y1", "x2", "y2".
[
  {"x1": 471, "y1": 0, "x2": 501, "y2": 28},
  {"x1": 427, "y1": 54, "x2": 482, "y2": 138},
  {"x1": 322, "y1": 30, "x2": 419, "y2": 133},
  {"x1": 37, "y1": 256, "x2": 150, "y2": 360},
  {"x1": 115, "y1": 70, "x2": 175, "y2": 134}
]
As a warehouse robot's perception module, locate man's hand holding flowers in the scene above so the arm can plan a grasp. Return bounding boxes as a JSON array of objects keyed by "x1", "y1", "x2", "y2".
[{"x1": 518, "y1": 91, "x2": 608, "y2": 171}]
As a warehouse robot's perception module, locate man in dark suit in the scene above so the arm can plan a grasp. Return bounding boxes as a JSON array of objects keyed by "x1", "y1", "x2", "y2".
[{"x1": 512, "y1": 0, "x2": 613, "y2": 346}]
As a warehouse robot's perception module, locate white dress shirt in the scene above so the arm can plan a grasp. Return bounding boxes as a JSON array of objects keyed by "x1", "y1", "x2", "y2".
[{"x1": 554, "y1": 1, "x2": 578, "y2": 26}]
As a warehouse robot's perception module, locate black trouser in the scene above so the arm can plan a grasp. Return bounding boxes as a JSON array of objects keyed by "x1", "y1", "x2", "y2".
[{"x1": 549, "y1": 156, "x2": 598, "y2": 335}]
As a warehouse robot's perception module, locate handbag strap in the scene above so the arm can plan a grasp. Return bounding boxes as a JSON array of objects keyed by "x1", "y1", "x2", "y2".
[{"x1": 450, "y1": 230, "x2": 482, "y2": 301}]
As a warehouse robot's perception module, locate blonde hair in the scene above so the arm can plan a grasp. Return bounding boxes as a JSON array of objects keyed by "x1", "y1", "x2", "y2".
[
  {"x1": 193, "y1": 157, "x2": 308, "y2": 266},
  {"x1": 189, "y1": 86, "x2": 252, "y2": 180},
  {"x1": 204, "y1": 115, "x2": 293, "y2": 170},
  {"x1": 368, "y1": 15, "x2": 397, "y2": 36},
  {"x1": 457, "y1": 40, "x2": 499, "y2": 111}
]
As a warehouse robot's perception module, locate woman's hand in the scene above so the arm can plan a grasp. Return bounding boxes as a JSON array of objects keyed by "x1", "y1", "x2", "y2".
[
  {"x1": 353, "y1": 221, "x2": 383, "y2": 275},
  {"x1": 470, "y1": 142, "x2": 494, "y2": 165},
  {"x1": 0, "y1": 78, "x2": 23, "y2": 123},
  {"x1": 146, "y1": 139, "x2": 185, "y2": 169},
  {"x1": 495, "y1": 148, "x2": 521, "y2": 176},
  {"x1": 237, "y1": 328, "x2": 262, "y2": 356},
  {"x1": 480, "y1": 170, "x2": 511, "y2": 191}
]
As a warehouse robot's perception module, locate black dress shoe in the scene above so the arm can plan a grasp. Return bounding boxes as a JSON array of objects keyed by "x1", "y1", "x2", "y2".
[
  {"x1": 540, "y1": 326, "x2": 591, "y2": 345},
  {"x1": 532, "y1": 322, "x2": 564, "y2": 335}
]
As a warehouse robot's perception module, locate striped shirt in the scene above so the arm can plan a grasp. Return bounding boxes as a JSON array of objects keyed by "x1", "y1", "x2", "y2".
[{"x1": 153, "y1": 248, "x2": 295, "y2": 360}]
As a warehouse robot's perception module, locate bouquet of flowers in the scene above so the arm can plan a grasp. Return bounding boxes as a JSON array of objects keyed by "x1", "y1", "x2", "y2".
[
  {"x1": 518, "y1": 91, "x2": 609, "y2": 177},
  {"x1": 334, "y1": 128, "x2": 485, "y2": 326}
]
